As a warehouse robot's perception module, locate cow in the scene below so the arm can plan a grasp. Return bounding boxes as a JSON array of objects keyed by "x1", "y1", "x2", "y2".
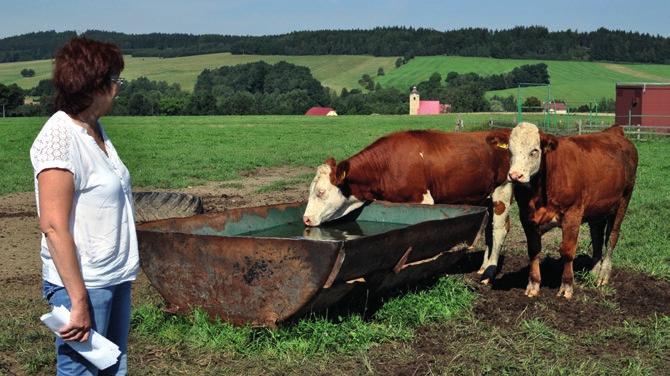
[
  {"x1": 507, "y1": 122, "x2": 638, "y2": 299},
  {"x1": 302, "y1": 129, "x2": 513, "y2": 284}
]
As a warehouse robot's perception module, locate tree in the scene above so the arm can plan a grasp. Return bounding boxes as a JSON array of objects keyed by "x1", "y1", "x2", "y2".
[
  {"x1": 377, "y1": 67, "x2": 385, "y2": 76},
  {"x1": 0, "y1": 83, "x2": 25, "y2": 112},
  {"x1": 20, "y1": 68, "x2": 35, "y2": 77},
  {"x1": 522, "y1": 96, "x2": 542, "y2": 112}
]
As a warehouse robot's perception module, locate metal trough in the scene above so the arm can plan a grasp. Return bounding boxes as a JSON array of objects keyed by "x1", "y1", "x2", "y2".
[{"x1": 136, "y1": 201, "x2": 487, "y2": 327}]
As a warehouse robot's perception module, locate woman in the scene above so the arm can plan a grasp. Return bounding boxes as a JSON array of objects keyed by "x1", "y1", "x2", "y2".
[{"x1": 30, "y1": 37, "x2": 137, "y2": 375}]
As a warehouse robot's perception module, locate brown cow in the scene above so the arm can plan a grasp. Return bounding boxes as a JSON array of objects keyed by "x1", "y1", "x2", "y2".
[
  {"x1": 302, "y1": 129, "x2": 513, "y2": 283},
  {"x1": 508, "y1": 122, "x2": 638, "y2": 298}
]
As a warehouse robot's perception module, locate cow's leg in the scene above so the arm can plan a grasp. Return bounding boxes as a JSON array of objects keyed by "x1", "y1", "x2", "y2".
[
  {"x1": 479, "y1": 182, "x2": 513, "y2": 285},
  {"x1": 594, "y1": 192, "x2": 633, "y2": 286},
  {"x1": 588, "y1": 219, "x2": 607, "y2": 279},
  {"x1": 519, "y1": 214, "x2": 542, "y2": 297},
  {"x1": 557, "y1": 211, "x2": 582, "y2": 299}
]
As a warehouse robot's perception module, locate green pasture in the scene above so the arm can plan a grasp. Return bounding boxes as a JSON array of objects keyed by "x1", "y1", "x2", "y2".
[
  {"x1": 2, "y1": 115, "x2": 668, "y2": 375},
  {"x1": 0, "y1": 53, "x2": 397, "y2": 92},
  {"x1": 377, "y1": 56, "x2": 670, "y2": 105},
  {"x1": 4, "y1": 53, "x2": 670, "y2": 104}
]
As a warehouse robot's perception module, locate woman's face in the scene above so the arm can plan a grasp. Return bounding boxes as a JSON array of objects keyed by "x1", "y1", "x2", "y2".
[{"x1": 94, "y1": 75, "x2": 123, "y2": 115}]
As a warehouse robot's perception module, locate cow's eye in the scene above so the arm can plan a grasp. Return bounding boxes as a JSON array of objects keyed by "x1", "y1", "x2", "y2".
[
  {"x1": 317, "y1": 189, "x2": 326, "y2": 198},
  {"x1": 530, "y1": 149, "x2": 539, "y2": 157}
]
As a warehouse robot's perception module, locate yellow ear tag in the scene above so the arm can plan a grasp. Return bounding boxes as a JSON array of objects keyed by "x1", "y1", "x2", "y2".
[{"x1": 498, "y1": 143, "x2": 509, "y2": 149}]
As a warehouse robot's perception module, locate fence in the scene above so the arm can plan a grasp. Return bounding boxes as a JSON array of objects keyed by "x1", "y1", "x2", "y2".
[{"x1": 489, "y1": 118, "x2": 670, "y2": 140}]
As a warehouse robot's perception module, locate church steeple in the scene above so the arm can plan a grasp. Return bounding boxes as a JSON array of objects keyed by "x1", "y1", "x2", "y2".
[{"x1": 409, "y1": 86, "x2": 420, "y2": 115}]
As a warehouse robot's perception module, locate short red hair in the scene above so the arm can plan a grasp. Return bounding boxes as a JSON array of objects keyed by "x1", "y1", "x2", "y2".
[{"x1": 53, "y1": 37, "x2": 124, "y2": 115}]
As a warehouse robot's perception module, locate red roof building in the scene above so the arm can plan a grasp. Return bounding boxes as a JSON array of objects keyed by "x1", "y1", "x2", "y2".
[
  {"x1": 543, "y1": 102, "x2": 567, "y2": 114},
  {"x1": 409, "y1": 87, "x2": 451, "y2": 115},
  {"x1": 305, "y1": 107, "x2": 337, "y2": 116}
]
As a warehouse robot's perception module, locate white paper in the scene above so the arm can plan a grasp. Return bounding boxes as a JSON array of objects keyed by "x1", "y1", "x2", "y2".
[{"x1": 40, "y1": 305, "x2": 121, "y2": 370}]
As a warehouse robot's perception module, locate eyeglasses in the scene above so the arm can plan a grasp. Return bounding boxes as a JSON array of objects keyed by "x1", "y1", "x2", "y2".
[{"x1": 111, "y1": 77, "x2": 127, "y2": 86}]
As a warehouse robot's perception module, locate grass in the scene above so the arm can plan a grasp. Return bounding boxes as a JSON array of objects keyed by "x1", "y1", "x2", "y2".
[
  {"x1": 0, "y1": 113, "x2": 563, "y2": 196},
  {"x1": 129, "y1": 276, "x2": 474, "y2": 359},
  {"x1": 0, "y1": 53, "x2": 397, "y2": 92},
  {"x1": 377, "y1": 56, "x2": 670, "y2": 104}
]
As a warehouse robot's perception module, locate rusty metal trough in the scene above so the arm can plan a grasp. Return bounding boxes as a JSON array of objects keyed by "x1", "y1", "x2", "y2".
[{"x1": 136, "y1": 201, "x2": 487, "y2": 327}]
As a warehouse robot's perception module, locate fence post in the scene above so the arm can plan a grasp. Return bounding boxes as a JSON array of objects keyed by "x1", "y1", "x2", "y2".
[
  {"x1": 577, "y1": 120, "x2": 582, "y2": 135},
  {"x1": 628, "y1": 109, "x2": 632, "y2": 126},
  {"x1": 637, "y1": 124, "x2": 641, "y2": 141}
]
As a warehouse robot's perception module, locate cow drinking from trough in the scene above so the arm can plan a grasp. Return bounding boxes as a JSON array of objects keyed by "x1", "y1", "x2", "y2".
[
  {"x1": 508, "y1": 122, "x2": 638, "y2": 299},
  {"x1": 302, "y1": 129, "x2": 513, "y2": 283}
]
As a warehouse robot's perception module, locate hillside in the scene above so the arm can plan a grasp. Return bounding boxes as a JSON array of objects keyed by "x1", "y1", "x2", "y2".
[
  {"x1": 3, "y1": 53, "x2": 670, "y2": 105},
  {"x1": 0, "y1": 53, "x2": 396, "y2": 93},
  {"x1": 377, "y1": 56, "x2": 670, "y2": 105}
]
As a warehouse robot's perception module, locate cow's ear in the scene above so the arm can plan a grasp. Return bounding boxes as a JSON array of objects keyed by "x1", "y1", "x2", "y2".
[
  {"x1": 333, "y1": 161, "x2": 349, "y2": 185},
  {"x1": 325, "y1": 157, "x2": 337, "y2": 169},
  {"x1": 486, "y1": 133, "x2": 510, "y2": 150},
  {"x1": 541, "y1": 135, "x2": 558, "y2": 153}
]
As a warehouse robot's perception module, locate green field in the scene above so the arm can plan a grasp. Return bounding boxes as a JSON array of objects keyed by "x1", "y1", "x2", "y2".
[
  {"x1": 377, "y1": 56, "x2": 670, "y2": 105},
  {"x1": 1, "y1": 115, "x2": 668, "y2": 375},
  {"x1": 0, "y1": 53, "x2": 397, "y2": 93},
  {"x1": 3, "y1": 53, "x2": 670, "y2": 104},
  {"x1": 0, "y1": 113, "x2": 589, "y2": 195}
]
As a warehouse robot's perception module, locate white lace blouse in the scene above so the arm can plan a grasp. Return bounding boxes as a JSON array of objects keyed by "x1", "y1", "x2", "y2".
[{"x1": 30, "y1": 111, "x2": 139, "y2": 288}]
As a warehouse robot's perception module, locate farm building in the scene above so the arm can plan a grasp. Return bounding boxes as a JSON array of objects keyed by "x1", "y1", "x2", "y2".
[
  {"x1": 615, "y1": 83, "x2": 670, "y2": 127},
  {"x1": 305, "y1": 107, "x2": 338, "y2": 116},
  {"x1": 543, "y1": 101, "x2": 567, "y2": 114},
  {"x1": 409, "y1": 87, "x2": 451, "y2": 115}
]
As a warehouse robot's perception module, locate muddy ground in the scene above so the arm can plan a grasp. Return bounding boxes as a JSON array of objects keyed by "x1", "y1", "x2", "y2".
[{"x1": 1, "y1": 166, "x2": 668, "y2": 375}]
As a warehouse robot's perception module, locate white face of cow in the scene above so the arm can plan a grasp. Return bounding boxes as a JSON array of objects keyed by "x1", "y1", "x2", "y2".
[
  {"x1": 303, "y1": 164, "x2": 364, "y2": 226},
  {"x1": 508, "y1": 122, "x2": 542, "y2": 184}
]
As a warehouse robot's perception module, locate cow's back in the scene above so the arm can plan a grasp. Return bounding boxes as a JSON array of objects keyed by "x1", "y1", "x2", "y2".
[
  {"x1": 546, "y1": 126, "x2": 638, "y2": 217},
  {"x1": 345, "y1": 129, "x2": 510, "y2": 205}
]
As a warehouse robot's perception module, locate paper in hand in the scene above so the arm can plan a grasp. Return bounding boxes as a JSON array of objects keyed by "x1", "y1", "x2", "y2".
[{"x1": 40, "y1": 305, "x2": 121, "y2": 370}]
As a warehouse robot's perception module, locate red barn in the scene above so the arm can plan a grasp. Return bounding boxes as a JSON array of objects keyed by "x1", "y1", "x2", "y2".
[
  {"x1": 305, "y1": 107, "x2": 337, "y2": 116},
  {"x1": 615, "y1": 83, "x2": 670, "y2": 127}
]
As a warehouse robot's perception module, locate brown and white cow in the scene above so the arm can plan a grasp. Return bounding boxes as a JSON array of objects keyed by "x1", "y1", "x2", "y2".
[
  {"x1": 302, "y1": 129, "x2": 513, "y2": 283},
  {"x1": 508, "y1": 122, "x2": 638, "y2": 298}
]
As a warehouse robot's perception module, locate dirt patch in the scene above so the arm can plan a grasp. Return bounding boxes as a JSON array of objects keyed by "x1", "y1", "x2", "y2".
[
  {"x1": 136, "y1": 165, "x2": 313, "y2": 213},
  {"x1": 469, "y1": 254, "x2": 670, "y2": 331},
  {"x1": 0, "y1": 192, "x2": 41, "y2": 280},
  {"x1": 599, "y1": 63, "x2": 668, "y2": 81}
]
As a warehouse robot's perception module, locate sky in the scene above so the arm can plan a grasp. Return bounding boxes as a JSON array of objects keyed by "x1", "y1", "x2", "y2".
[{"x1": 1, "y1": 0, "x2": 669, "y2": 39}]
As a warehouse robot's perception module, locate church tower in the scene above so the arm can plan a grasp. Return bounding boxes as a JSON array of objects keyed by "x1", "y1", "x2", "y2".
[{"x1": 409, "y1": 86, "x2": 420, "y2": 115}]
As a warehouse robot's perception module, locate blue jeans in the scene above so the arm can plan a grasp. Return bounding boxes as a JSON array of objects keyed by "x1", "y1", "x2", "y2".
[{"x1": 43, "y1": 281, "x2": 132, "y2": 376}]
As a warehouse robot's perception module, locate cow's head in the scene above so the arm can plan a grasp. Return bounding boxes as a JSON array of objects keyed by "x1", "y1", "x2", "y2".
[
  {"x1": 508, "y1": 122, "x2": 557, "y2": 184},
  {"x1": 303, "y1": 157, "x2": 364, "y2": 226}
]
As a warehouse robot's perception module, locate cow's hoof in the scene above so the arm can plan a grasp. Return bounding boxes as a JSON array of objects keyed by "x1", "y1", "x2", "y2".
[
  {"x1": 557, "y1": 283, "x2": 574, "y2": 299},
  {"x1": 480, "y1": 265, "x2": 497, "y2": 285},
  {"x1": 592, "y1": 263, "x2": 612, "y2": 287},
  {"x1": 477, "y1": 267, "x2": 486, "y2": 275},
  {"x1": 525, "y1": 281, "x2": 540, "y2": 297},
  {"x1": 595, "y1": 274, "x2": 610, "y2": 287}
]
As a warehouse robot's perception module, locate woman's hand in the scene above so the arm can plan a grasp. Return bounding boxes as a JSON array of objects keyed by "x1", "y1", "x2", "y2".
[{"x1": 59, "y1": 301, "x2": 92, "y2": 342}]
